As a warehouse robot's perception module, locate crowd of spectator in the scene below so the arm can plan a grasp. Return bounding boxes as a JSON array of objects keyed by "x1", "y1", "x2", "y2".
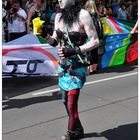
[{"x1": 2, "y1": 0, "x2": 138, "y2": 43}]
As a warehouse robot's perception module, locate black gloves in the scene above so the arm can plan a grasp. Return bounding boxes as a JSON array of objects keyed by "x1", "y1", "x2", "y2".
[
  {"x1": 40, "y1": 23, "x2": 48, "y2": 38},
  {"x1": 61, "y1": 47, "x2": 81, "y2": 58}
]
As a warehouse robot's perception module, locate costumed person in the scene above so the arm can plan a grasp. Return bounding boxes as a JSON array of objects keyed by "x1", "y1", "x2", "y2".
[
  {"x1": 39, "y1": 0, "x2": 99, "y2": 139},
  {"x1": 84, "y1": 0, "x2": 102, "y2": 74}
]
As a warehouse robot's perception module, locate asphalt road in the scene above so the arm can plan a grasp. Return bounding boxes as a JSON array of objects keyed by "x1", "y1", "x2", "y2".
[{"x1": 2, "y1": 64, "x2": 138, "y2": 140}]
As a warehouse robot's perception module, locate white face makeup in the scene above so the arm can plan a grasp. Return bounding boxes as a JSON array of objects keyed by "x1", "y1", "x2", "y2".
[{"x1": 58, "y1": 0, "x2": 75, "y2": 9}]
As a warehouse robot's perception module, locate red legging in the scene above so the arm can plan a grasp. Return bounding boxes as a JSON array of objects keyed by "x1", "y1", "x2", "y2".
[{"x1": 62, "y1": 89, "x2": 83, "y2": 131}]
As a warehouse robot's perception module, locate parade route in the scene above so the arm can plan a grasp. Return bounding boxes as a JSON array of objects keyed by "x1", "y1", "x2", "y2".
[{"x1": 2, "y1": 64, "x2": 138, "y2": 140}]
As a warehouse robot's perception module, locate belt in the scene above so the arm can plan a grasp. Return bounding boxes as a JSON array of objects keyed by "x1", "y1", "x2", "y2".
[
  {"x1": 58, "y1": 64, "x2": 85, "y2": 81},
  {"x1": 59, "y1": 62, "x2": 87, "y2": 69}
]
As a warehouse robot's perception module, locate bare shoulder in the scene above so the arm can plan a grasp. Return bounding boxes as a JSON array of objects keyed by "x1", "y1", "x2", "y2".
[
  {"x1": 79, "y1": 9, "x2": 91, "y2": 19},
  {"x1": 28, "y1": 6, "x2": 34, "y2": 14},
  {"x1": 79, "y1": 9, "x2": 93, "y2": 26},
  {"x1": 55, "y1": 13, "x2": 62, "y2": 21},
  {"x1": 54, "y1": 13, "x2": 62, "y2": 30}
]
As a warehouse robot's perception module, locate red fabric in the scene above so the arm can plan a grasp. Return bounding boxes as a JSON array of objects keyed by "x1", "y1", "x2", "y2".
[
  {"x1": 67, "y1": 89, "x2": 80, "y2": 131},
  {"x1": 126, "y1": 41, "x2": 138, "y2": 63},
  {"x1": 62, "y1": 89, "x2": 83, "y2": 131}
]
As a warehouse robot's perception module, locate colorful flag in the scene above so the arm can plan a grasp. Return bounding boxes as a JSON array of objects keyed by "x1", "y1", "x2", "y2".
[
  {"x1": 101, "y1": 16, "x2": 136, "y2": 34},
  {"x1": 100, "y1": 17, "x2": 138, "y2": 68},
  {"x1": 2, "y1": 17, "x2": 138, "y2": 77}
]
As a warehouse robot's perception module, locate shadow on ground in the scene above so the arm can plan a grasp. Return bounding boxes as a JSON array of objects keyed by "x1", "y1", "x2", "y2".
[
  {"x1": 97, "y1": 63, "x2": 137, "y2": 74},
  {"x1": 2, "y1": 91, "x2": 61, "y2": 110},
  {"x1": 3, "y1": 63, "x2": 137, "y2": 99},
  {"x1": 84, "y1": 123, "x2": 138, "y2": 140},
  {"x1": 3, "y1": 76, "x2": 58, "y2": 99}
]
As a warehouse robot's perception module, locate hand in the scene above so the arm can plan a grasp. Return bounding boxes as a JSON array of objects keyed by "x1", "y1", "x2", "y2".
[
  {"x1": 39, "y1": 23, "x2": 48, "y2": 38},
  {"x1": 58, "y1": 48, "x2": 65, "y2": 60},
  {"x1": 37, "y1": 26, "x2": 43, "y2": 35},
  {"x1": 58, "y1": 47, "x2": 81, "y2": 59}
]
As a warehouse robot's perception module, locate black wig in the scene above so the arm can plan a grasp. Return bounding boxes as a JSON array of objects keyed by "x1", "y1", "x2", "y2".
[{"x1": 60, "y1": 1, "x2": 82, "y2": 28}]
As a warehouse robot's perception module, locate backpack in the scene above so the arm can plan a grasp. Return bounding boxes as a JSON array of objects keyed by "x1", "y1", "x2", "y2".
[
  {"x1": 90, "y1": 12, "x2": 103, "y2": 39},
  {"x1": 86, "y1": 12, "x2": 104, "y2": 66}
]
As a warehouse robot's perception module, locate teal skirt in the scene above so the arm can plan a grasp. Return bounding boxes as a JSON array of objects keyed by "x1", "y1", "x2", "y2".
[{"x1": 58, "y1": 64, "x2": 87, "y2": 91}]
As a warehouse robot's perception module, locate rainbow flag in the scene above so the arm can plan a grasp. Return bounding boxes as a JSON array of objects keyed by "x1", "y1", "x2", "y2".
[
  {"x1": 4, "y1": 16, "x2": 138, "y2": 70},
  {"x1": 99, "y1": 17, "x2": 138, "y2": 68},
  {"x1": 101, "y1": 16, "x2": 136, "y2": 34}
]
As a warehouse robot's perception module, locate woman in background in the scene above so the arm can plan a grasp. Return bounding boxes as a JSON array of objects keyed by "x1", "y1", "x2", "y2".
[
  {"x1": 85, "y1": 0, "x2": 102, "y2": 74},
  {"x1": 96, "y1": 0, "x2": 106, "y2": 17},
  {"x1": 26, "y1": 0, "x2": 45, "y2": 34}
]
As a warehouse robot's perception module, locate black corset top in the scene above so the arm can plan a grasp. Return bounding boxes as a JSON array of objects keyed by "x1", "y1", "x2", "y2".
[{"x1": 56, "y1": 29, "x2": 87, "y2": 47}]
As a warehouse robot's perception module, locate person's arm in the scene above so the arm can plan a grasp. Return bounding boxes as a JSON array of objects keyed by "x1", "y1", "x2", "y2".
[
  {"x1": 17, "y1": 9, "x2": 27, "y2": 21},
  {"x1": 5, "y1": 9, "x2": 12, "y2": 21},
  {"x1": 103, "y1": 7, "x2": 106, "y2": 16},
  {"x1": 39, "y1": 13, "x2": 60, "y2": 46},
  {"x1": 131, "y1": 20, "x2": 138, "y2": 33},
  {"x1": 26, "y1": 7, "x2": 34, "y2": 34},
  {"x1": 79, "y1": 9, "x2": 99, "y2": 53}
]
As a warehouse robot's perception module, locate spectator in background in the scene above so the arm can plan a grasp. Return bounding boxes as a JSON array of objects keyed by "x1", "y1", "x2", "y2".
[
  {"x1": 85, "y1": 0, "x2": 98, "y2": 14},
  {"x1": 109, "y1": 0, "x2": 113, "y2": 5},
  {"x1": 2, "y1": 2, "x2": 7, "y2": 43},
  {"x1": 80, "y1": 0, "x2": 88, "y2": 7},
  {"x1": 106, "y1": 4, "x2": 113, "y2": 16},
  {"x1": 2, "y1": 0, "x2": 7, "y2": 9},
  {"x1": 49, "y1": 3, "x2": 61, "y2": 33},
  {"x1": 111, "y1": 0, "x2": 120, "y2": 17},
  {"x1": 5, "y1": 0, "x2": 15, "y2": 41},
  {"x1": 118, "y1": 3, "x2": 127, "y2": 20},
  {"x1": 26, "y1": 0, "x2": 45, "y2": 34},
  {"x1": 126, "y1": 1, "x2": 133, "y2": 20},
  {"x1": 96, "y1": 0, "x2": 106, "y2": 17},
  {"x1": 85, "y1": 0, "x2": 102, "y2": 74},
  {"x1": 104, "y1": 0, "x2": 110, "y2": 6},
  {"x1": 5, "y1": 0, "x2": 14, "y2": 11},
  {"x1": 5, "y1": 0, "x2": 27, "y2": 41},
  {"x1": 25, "y1": 0, "x2": 34, "y2": 13},
  {"x1": 131, "y1": 0, "x2": 138, "y2": 21},
  {"x1": 44, "y1": 0, "x2": 54, "y2": 20}
]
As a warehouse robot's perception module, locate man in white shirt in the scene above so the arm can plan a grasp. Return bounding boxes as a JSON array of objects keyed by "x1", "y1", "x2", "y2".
[{"x1": 10, "y1": 0, "x2": 27, "y2": 41}]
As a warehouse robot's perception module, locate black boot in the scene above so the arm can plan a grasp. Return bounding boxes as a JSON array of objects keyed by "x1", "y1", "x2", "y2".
[
  {"x1": 75, "y1": 119, "x2": 84, "y2": 139},
  {"x1": 75, "y1": 127, "x2": 84, "y2": 139}
]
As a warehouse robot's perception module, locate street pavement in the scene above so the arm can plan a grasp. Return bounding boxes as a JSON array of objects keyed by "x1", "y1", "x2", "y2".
[{"x1": 2, "y1": 64, "x2": 138, "y2": 140}]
